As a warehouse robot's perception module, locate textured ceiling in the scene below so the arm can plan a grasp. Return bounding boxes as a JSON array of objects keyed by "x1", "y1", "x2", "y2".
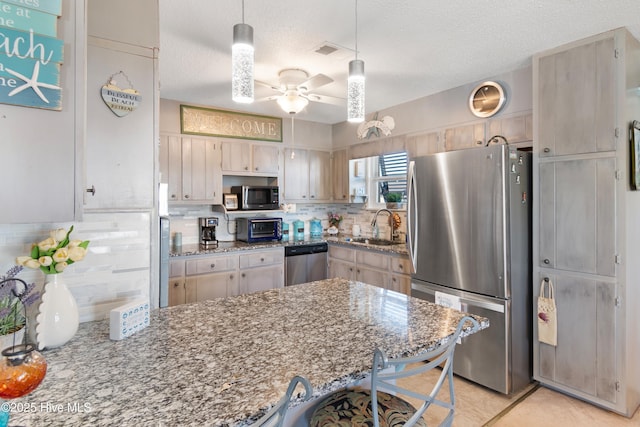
[{"x1": 159, "y1": 0, "x2": 640, "y2": 124}]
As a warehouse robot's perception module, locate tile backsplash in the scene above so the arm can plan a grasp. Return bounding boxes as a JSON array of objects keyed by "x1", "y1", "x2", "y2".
[
  {"x1": 168, "y1": 203, "x2": 407, "y2": 245},
  {"x1": 0, "y1": 212, "x2": 152, "y2": 324}
]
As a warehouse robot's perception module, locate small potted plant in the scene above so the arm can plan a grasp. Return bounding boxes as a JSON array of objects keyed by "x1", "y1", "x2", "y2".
[
  {"x1": 0, "y1": 266, "x2": 39, "y2": 350},
  {"x1": 327, "y1": 212, "x2": 343, "y2": 235},
  {"x1": 384, "y1": 192, "x2": 405, "y2": 209}
]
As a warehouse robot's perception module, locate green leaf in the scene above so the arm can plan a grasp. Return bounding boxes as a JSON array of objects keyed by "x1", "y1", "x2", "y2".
[
  {"x1": 30, "y1": 245, "x2": 39, "y2": 259},
  {"x1": 79, "y1": 240, "x2": 90, "y2": 249}
]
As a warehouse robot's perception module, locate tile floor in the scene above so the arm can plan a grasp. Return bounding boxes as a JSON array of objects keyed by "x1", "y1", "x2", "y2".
[{"x1": 398, "y1": 365, "x2": 640, "y2": 426}]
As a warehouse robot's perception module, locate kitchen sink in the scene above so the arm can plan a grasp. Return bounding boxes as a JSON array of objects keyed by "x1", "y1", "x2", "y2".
[{"x1": 350, "y1": 237, "x2": 399, "y2": 246}]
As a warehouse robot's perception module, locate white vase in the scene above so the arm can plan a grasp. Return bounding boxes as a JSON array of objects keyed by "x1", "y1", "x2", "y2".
[{"x1": 36, "y1": 274, "x2": 79, "y2": 350}]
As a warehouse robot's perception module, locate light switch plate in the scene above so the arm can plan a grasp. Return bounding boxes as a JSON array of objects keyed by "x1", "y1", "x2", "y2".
[{"x1": 109, "y1": 298, "x2": 150, "y2": 340}]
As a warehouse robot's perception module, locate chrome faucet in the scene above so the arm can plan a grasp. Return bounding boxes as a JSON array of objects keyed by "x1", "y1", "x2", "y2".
[{"x1": 371, "y1": 209, "x2": 392, "y2": 240}]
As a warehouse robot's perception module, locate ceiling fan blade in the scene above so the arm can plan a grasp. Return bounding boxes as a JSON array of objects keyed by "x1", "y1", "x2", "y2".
[
  {"x1": 255, "y1": 79, "x2": 282, "y2": 92},
  {"x1": 297, "y1": 73, "x2": 333, "y2": 92},
  {"x1": 304, "y1": 93, "x2": 344, "y2": 106},
  {"x1": 254, "y1": 95, "x2": 281, "y2": 103}
]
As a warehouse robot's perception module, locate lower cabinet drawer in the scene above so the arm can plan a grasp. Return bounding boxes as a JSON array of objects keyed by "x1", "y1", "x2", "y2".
[
  {"x1": 239, "y1": 249, "x2": 284, "y2": 269},
  {"x1": 186, "y1": 255, "x2": 238, "y2": 275}
]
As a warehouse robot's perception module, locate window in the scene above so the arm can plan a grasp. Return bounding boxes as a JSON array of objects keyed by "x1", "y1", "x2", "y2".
[{"x1": 366, "y1": 151, "x2": 408, "y2": 208}]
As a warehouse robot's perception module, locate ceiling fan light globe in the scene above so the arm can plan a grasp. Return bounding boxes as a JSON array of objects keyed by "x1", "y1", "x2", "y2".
[
  {"x1": 277, "y1": 91, "x2": 309, "y2": 114},
  {"x1": 232, "y1": 23, "x2": 254, "y2": 103}
]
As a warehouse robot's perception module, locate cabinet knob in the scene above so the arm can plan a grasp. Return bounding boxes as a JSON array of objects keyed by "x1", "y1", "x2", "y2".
[
  {"x1": 173, "y1": 282, "x2": 180, "y2": 288},
  {"x1": 171, "y1": 194, "x2": 177, "y2": 199},
  {"x1": 398, "y1": 265, "x2": 403, "y2": 270},
  {"x1": 310, "y1": 195, "x2": 315, "y2": 199},
  {"x1": 184, "y1": 194, "x2": 190, "y2": 199},
  {"x1": 244, "y1": 166, "x2": 249, "y2": 170},
  {"x1": 543, "y1": 258, "x2": 550, "y2": 264},
  {"x1": 476, "y1": 140, "x2": 483, "y2": 145},
  {"x1": 241, "y1": 273, "x2": 246, "y2": 278},
  {"x1": 543, "y1": 148, "x2": 550, "y2": 153},
  {"x1": 86, "y1": 185, "x2": 96, "y2": 196},
  {"x1": 260, "y1": 257, "x2": 265, "y2": 262},
  {"x1": 255, "y1": 167, "x2": 259, "y2": 171},
  {"x1": 230, "y1": 274, "x2": 234, "y2": 279},
  {"x1": 210, "y1": 263, "x2": 215, "y2": 269}
]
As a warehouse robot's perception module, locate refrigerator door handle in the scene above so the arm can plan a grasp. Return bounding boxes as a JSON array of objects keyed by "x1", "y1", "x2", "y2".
[{"x1": 407, "y1": 160, "x2": 418, "y2": 272}]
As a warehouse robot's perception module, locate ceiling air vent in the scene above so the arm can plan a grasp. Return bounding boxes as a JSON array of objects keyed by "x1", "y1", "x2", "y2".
[{"x1": 315, "y1": 44, "x2": 339, "y2": 55}]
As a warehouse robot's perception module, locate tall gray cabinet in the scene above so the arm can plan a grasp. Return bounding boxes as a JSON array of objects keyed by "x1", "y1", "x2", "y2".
[{"x1": 533, "y1": 28, "x2": 640, "y2": 416}]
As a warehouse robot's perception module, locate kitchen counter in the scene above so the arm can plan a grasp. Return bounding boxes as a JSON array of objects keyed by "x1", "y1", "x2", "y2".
[
  {"x1": 172, "y1": 235, "x2": 408, "y2": 258},
  {"x1": 9, "y1": 278, "x2": 487, "y2": 426}
]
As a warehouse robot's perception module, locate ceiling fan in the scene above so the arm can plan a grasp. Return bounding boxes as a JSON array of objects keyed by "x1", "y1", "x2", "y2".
[{"x1": 256, "y1": 68, "x2": 343, "y2": 114}]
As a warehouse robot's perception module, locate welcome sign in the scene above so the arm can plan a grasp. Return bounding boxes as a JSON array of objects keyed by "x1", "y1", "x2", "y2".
[{"x1": 0, "y1": 0, "x2": 63, "y2": 110}]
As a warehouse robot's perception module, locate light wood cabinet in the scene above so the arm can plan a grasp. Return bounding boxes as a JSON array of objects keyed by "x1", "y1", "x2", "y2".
[
  {"x1": 406, "y1": 131, "x2": 442, "y2": 158},
  {"x1": 533, "y1": 28, "x2": 640, "y2": 416},
  {"x1": 331, "y1": 149, "x2": 349, "y2": 201},
  {"x1": 486, "y1": 113, "x2": 533, "y2": 145},
  {"x1": 169, "y1": 259, "x2": 186, "y2": 306},
  {"x1": 328, "y1": 244, "x2": 411, "y2": 295},
  {"x1": 181, "y1": 137, "x2": 222, "y2": 203},
  {"x1": 238, "y1": 248, "x2": 284, "y2": 294},
  {"x1": 283, "y1": 148, "x2": 332, "y2": 202},
  {"x1": 444, "y1": 123, "x2": 485, "y2": 151},
  {"x1": 159, "y1": 135, "x2": 222, "y2": 204},
  {"x1": 221, "y1": 141, "x2": 279, "y2": 175}
]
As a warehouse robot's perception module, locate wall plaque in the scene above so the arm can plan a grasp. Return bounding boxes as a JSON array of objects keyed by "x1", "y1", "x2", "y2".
[
  {"x1": 180, "y1": 105, "x2": 282, "y2": 142},
  {"x1": 101, "y1": 71, "x2": 141, "y2": 117}
]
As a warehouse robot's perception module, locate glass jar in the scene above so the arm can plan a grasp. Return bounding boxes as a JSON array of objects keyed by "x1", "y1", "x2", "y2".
[
  {"x1": 310, "y1": 219, "x2": 322, "y2": 238},
  {"x1": 293, "y1": 220, "x2": 305, "y2": 241}
]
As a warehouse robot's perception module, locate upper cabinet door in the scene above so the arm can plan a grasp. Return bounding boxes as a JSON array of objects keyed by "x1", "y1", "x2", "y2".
[
  {"x1": 538, "y1": 37, "x2": 616, "y2": 157},
  {"x1": 538, "y1": 157, "x2": 616, "y2": 276},
  {"x1": 182, "y1": 138, "x2": 221, "y2": 203},
  {"x1": 308, "y1": 150, "x2": 331, "y2": 201},
  {"x1": 84, "y1": 42, "x2": 156, "y2": 210},
  {"x1": 331, "y1": 149, "x2": 349, "y2": 201},
  {"x1": 221, "y1": 141, "x2": 251, "y2": 173},
  {"x1": 252, "y1": 144, "x2": 279, "y2": 174}
]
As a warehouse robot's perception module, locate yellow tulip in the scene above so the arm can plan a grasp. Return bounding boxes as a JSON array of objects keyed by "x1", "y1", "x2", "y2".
[
  {"x1": 49, "y1": 228, "x2": 68, "y2": 242},
  {"x1": 54, "y1": 262, "x2": 68, "y2": 273},
  {"x1": 68, "y1": 246, "x2": 86, "y2": 262},
  {"x1": 52, "y1": 248, "x2": 69, "y2": 263},
  {"x1": 38, "y1": 256, "x2": 53, "y2": 266},
  {"x1": 37, "y1": 237, "x2": 57, "y2": 252}
]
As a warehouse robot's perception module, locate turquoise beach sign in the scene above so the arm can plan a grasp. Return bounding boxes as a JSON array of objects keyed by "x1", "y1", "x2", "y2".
[{"x1": 0, "y1": 0, "x2": 63, "y2": 110}]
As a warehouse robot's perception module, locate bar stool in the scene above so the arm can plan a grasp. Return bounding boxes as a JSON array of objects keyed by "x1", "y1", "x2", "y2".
[
  {"x1": 309, "y1": 316, "x2": 480, "y2": 427},
  {"x1": 252, "y1": 375, "x2": 313, "y2": 427}
]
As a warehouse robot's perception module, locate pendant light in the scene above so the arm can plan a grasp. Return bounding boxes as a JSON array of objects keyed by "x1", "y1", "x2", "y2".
[
  {"x1": 347, "y1": 0, "x2": 365, "y2": 123},
  {"x1": 232, "y1": 0, "x2": 254, "y2": 103}
]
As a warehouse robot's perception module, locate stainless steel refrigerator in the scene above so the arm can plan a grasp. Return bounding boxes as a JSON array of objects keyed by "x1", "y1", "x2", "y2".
[{"x1": 408, "y1": 144, "x2": 532, "y2": 394}]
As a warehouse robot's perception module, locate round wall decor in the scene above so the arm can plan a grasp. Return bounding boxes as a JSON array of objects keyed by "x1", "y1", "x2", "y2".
[{"x1": 468, "y1": 81, "x2": 506, "y2": 118}]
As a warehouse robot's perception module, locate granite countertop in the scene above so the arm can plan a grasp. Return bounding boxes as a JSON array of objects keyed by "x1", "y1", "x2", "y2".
[
  {"x1": 9, "y1": 278, "x2": 487, "y2": 426},
  {"x1": 172, "y1": 235, "x2": 408, "y2": 258}
]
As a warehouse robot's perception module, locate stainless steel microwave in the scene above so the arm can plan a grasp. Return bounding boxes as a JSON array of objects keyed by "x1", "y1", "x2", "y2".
[
  {"x1": 230, "y1": 186, "x2": 279, "y2": 210},
  {"x1": 236, "y1": 217, "x2": 282, "y2": 242}
]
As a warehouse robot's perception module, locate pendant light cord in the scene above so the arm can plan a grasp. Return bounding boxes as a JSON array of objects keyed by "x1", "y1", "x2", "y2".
[
  {"x1": 354, "y1": 0, "x2": 358, "y2": 60},
  {"x1": 241, "y1": 0, "x2": 245, "y2": 24}
]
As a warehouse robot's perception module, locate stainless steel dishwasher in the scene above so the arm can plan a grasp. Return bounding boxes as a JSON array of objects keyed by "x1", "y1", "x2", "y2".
[{"x1": 284, "y1": 242, "x2": 328, "y2": 285}]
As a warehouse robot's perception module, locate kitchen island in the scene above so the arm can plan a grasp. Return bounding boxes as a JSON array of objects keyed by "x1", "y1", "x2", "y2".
[{"x1": 8, "y1": 278, "x2": 488, "y2": 426}]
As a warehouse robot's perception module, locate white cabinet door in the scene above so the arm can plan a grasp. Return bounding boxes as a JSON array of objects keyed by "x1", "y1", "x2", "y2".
[
  {"x1": 181, "y1": 137, "x2": 221, "y2": 203},
  {"x1": 283, "y1": 148, "x2": 309, "y2": 200},
  {"x1": 309, "y1": 150, "x2": 331, "y2": 201},
  {"x1": 221, "y1": 141, "x2": 252, "y2": 173},
  {"x1": 329, "y1": 259, "x2": 356, "y2": 280},
  {"x1": 84, "y1": 42, "x2": 156, "y2": 210},
  {"x1": 252, "y1": 144, "x2": 279, "y2": 174},
  {"x1": 239, "y1": 265, "x2": 284, "y2": 294},
  {"x1": 185, "y1": 272, "x2": 237, "y2": 303},
  {"x1": 159, "y1": 135, "x2": 183, "y2": 201},
  {"x1": 169, "y1": 278, "x2": 186, "y2": 306}
]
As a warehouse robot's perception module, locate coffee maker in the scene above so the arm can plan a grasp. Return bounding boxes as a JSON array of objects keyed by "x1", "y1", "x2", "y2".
[{"x1": 199, "y1": 217, "x2": 218, "y2": 247}]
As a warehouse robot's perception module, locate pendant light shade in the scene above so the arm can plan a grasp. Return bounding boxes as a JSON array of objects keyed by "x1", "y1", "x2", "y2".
[
  {"x1": 232, "y1": 3, "x2": 254, "y2": 104},
  {"x1": 348, "y1": 59, "x2": 365, "y2": 122},
  {"x1": 347, "y1": 0, "x2": 365, "y2": 123}
]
